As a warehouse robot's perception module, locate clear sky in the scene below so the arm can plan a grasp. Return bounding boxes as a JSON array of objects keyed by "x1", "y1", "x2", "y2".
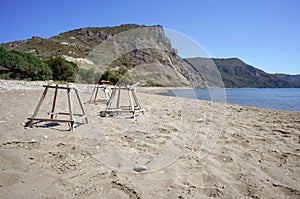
[{"x1": 1, "y1": 0, "x2": 299, "y2": 74}]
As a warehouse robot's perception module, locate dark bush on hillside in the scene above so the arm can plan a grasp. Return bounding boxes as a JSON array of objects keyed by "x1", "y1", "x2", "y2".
[
  {"x1": 100, "y1": 66, "x2": 134, "y2": 85},
  {"x1": 0, "y1": 46, "x2": 52, "y2": 80},
  {"x1": 46, "y1": 57, "x2": 78, "y2": 82}
]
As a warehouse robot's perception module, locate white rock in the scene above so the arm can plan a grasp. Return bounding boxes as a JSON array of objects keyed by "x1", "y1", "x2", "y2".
[{"x1": 30, "y1": 139, "x2": 36, "y2": 143}]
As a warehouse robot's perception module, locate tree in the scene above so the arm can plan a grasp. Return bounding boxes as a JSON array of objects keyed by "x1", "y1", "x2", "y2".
[
  {"x1": 46, "y1": 57, "x2": 78, "y2": 82},
  {"x1": 0, "y1": 46, "x2": 52, "y2": 80}
]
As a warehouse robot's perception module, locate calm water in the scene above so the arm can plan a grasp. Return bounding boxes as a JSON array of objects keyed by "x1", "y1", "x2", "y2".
[{"x1": 165, "y1": 88, "x2": 300, "y2": 112}]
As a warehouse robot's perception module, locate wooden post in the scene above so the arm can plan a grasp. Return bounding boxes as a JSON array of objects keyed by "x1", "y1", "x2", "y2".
[
  {"x1": 67, "y1": 86, "x2": 74, "y2": 130},
  {"x1": 128, "y1": 88, "x2": 134, "y2": 111},
  {"x1": 28, "y1": 86, "x2": 49, "y2": 126},
  {"x1": 51, "y1": 84, "x2": 58, "y2": 119},
  {"x1": 106, "y1": 87, "x2": 115, "y2": 112},
  {"x1": 128, "y1": 87, "x2": 135, "y2": 118},
  {"x1": 74, "y1": 88, "x2": 88, "y2": 124},
  {"x1": 132, "y1": 89, "x2": 141, "y2": 109},
  {"x1": 93, "y1": 85, "x2": 99, "y2": 103},
  {"x1": 116, "y1": 86, "x2": 121, "y2": 109},
  {"x1": 89, "y1": 85, "x2": 96, "y2": 103}
]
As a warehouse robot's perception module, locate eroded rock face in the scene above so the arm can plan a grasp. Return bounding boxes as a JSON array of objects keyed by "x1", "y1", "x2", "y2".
[{"x1": 1, "y1": 24, "x2": 209, "y2": 87}]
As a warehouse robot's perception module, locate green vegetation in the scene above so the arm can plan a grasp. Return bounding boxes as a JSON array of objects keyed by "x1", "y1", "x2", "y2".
[
  {"x1": 145, "y1": 81, "x2": 165, "y2": 87},
  {"x1": 100, "y1": 66, "x2": 134, "y2": 85},
  {"x1": 0, "y1": 46, "x2": 78, "y2": 82},
  {"x1": 46, "y1": 57, "x2": 78, "y2": 82},
  {"x1": 0, "y1": 46, "x2": 52, "y2": 80}
]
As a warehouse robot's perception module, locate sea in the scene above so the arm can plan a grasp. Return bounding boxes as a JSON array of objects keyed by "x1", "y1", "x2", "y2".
[{"x1": 163, "y1": 88, "x2": 300, "y2": 112}]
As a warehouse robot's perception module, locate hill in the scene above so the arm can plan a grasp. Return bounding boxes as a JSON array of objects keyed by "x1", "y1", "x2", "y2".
[
  {"x1": 1, "y1": 24, "x2": 199, "y2": 87},
  {"x1": 1, "y1": 24, "x2": 145, "y2": 60},
  {"x1": 1, "y1": 24, "x2": 299, "y2": 87},
  {"x1": 184, "y1": 57, "x2": 300, "y2": 88},
  {"x1": 212, "y1": 58, "x2": 300, "y2": 88}
]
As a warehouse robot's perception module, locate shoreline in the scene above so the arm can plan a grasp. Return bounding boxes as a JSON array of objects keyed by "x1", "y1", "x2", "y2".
[
  {"x1": 1, "y1": 79, "x2": 299, "y2": 113},
  {"x1": 0, "y1": 80, "x2": 299, "y2": 113}
]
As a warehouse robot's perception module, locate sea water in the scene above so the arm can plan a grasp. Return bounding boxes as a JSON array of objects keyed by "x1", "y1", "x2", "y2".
[{"x1": 166, "y1": 88, "x2": 300, "y2": 112}]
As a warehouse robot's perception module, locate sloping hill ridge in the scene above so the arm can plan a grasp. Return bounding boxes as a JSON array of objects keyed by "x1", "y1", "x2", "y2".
[
  {"x1": 1, "y1": 24, "x2": 199, "y2": 87},
  {"x1": 1, "y1": 24, "x2": 147, "y2": 59},
  {"x1": 183, "y1": 58, "x2": 300, "y2": 88},
  {"x1": 1, "y1": 24, "x2": 299, "y2": 88},
  {"x1": 213, "y1": 58, "x2": 300, "y2": 88}
]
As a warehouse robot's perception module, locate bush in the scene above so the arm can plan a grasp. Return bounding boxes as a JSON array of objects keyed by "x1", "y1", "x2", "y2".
[
  {"x1": 0, "y1": 46, "x2": 52, "y2": 80},
  {"x1": 46, "y1": 57, "x2": 78, "y2": 82},
  {"x1": 100, "y1": 66, "x2": 132, "y2": 85}
]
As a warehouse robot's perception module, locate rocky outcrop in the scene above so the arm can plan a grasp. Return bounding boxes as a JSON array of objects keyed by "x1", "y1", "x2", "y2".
[{"x1": 2, "y1": 24, "x2": 298, "y2": 87}]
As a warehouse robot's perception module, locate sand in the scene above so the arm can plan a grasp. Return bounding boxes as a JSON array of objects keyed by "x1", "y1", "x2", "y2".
[{"x1": 0, "y1": 80, "x2": 299, "y2": 198}]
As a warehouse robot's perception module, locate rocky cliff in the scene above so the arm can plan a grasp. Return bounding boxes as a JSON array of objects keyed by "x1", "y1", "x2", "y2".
[{"x1": 1, "y1": 24, "x2": 299, "y2": 88}]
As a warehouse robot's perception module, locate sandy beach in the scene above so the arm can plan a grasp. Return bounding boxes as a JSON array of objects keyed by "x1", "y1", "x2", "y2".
[{"x1": 0, "y1": 80, "x2": 299, "y2": 198}]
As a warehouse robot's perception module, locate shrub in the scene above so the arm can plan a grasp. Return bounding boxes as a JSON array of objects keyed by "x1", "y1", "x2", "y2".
[
  {"x1": 46, "y1": 57, "x2": 78, "y2": 82},
  {"x1": 0, "y1": 46, "x2": 52, "y2": 80}
]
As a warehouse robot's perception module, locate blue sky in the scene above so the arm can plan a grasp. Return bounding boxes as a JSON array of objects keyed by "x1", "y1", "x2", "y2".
[{"x1": 1, "y1": 0, "x2": 299, "y2": 74}]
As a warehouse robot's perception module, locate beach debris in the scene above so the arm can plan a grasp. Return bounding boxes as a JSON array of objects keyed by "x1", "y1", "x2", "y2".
[
  {"x1": 107, "y1": 169, "x2": 111, "y2": 176},
  {"x1": 0, "y1": 120, "x2": 6, "y2": 123},
  {"x1": 133, "y1": 165, "x2": 147, "y2": 172},
  {"x1": 30, "y1": 139, "x2": 37, "y2": 143},
  {"x1": 43, "y1": 135, "x2": 48, "y2": 139},
  {"x1": 167, "y1": 187, "x2": 173, "y2": 192}
]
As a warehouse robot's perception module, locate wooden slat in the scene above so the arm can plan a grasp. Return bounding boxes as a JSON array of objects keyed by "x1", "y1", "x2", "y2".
[
  {"x1": 74, "y1": 115, "x2": 88, "y2": 122},
  {"x1": 28, "y1": 86, "x2": 49, "y2": 126},
  {"x1": 74, "y1": 88, "x2": 88, "y2": 124},
  {"x1": 28, "y1": 117, "x2": 74, "y2": 123},
  {"x1": 43, "y1": 85, "x2": 72, "y2": 90},
  {"x1": 51, "y1": 84, "x2": 59, "y2": 119},
  {"x1": 116, "y1": 87, "x2": 121, "y2": 109},
  {"x1": 67, "y1": 85, "x2": 73, "y2": 130}
]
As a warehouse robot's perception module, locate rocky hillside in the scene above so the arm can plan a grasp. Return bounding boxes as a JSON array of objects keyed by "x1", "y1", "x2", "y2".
[
  {"x1": 1, "y1": 24, "x2": 299, "y2": 88},
  {"x1": 184, "y1": 57, "x2": 300, "y2": 88},
  {"x1": 2, "y1": 24, "x2": 144, "y2": 59},
  {"x1": 1, "y1": 24, "x2": 202, "y2": 87}
]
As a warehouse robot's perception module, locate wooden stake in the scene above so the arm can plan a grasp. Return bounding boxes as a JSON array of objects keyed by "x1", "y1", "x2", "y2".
[
  {"x1": 74, "y1": 88, "x2": 88, "y2": 124},
  {"x1": 28, "y1": 86, "x2": 49, "y2": 126},
  {"x1": 51, "y1": 84, "x2": 58, "y2": 119},
  {"x1": 116, "y1": 86, "x2": 121, "y2": 109},
  {"x1": 93, "y1": 84, "x2": 99, "y2": 103},
  {"x1": 67, "y1": 86, "x2": 74, "y2": 130}
]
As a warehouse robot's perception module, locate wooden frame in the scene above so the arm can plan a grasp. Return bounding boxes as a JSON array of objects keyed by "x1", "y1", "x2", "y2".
[
  {"x1": 89, "y1": 84, "x2": 111, "y2": 104},
  {"x1": 101, "y1": 85, "x2": 144, "y2": 119},
  {"x1": 27, "y1": 84, "x2": 88, "y2": 131}
]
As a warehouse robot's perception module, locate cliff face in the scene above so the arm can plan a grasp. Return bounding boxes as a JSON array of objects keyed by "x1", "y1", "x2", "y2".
[
  {"x1": 212, "y1": 58, "x2": 300, "y2": 88},
  {"x1": 1, "y1": 24, "x2": 299, "y2": 88},
  {"x1": 182, "y1": 57, "x2": 300, "y2": 88},
  {"x1": 1, "y1": 24, "x2": 199, "y2": 86}
]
